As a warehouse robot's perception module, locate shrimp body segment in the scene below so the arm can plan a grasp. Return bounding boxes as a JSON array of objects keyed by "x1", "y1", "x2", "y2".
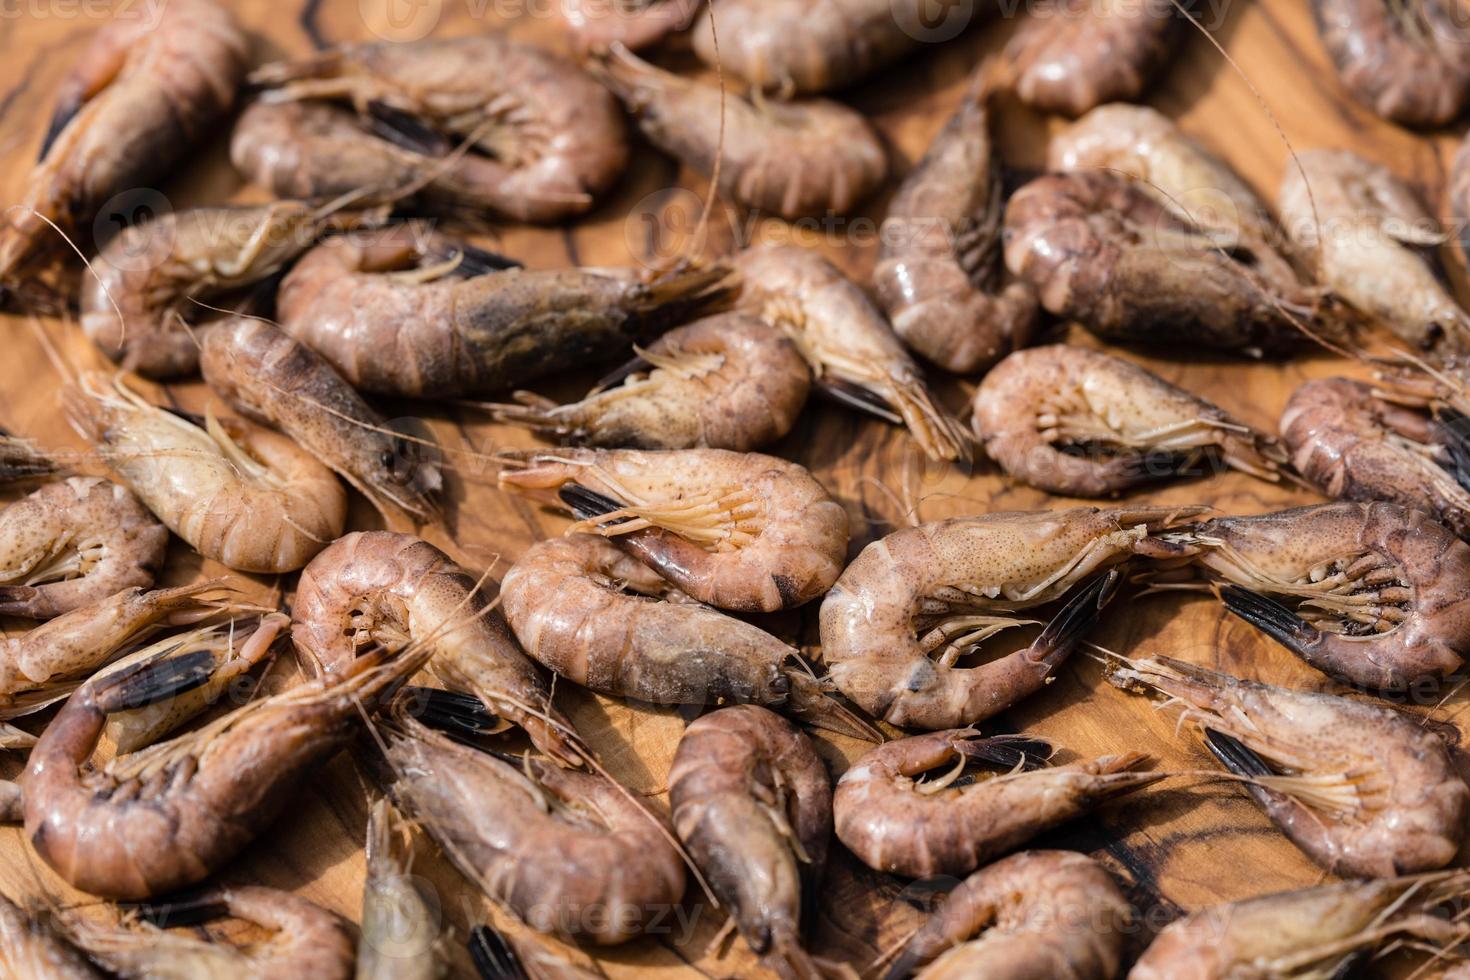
[
  {"x1": 1312, "y1": 0, "x2": 1470, "y2": 126},
  {"x1": 0, "y1": 477, "x2": 166, "y2": 619}
]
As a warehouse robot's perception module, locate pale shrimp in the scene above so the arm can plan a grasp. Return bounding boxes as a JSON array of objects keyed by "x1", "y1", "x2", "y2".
[
  {"x1": 378, "y1": 704, "x2": 686, "y2": 946},
  {"x1": 0, "y1": 434, "x2": 62, "y2": 483},
  {"x1": 0, "y1": 0, "x2": 247, "y2": 291},
  {"x1": 1145, "y1": 502, "x2": 1470, "y2": 691},
  {"x1": 0, "y1": 892, "x2": 103, "y2": 979},
  {"x1": 885, "y1": 850, "x2": 1129, "y2": 980},
  {"x1": 669, "y1": 705, "x2": 831, "y2": 979},
  {"x1": 874, "y1": 73, "x2": 1038, "y2": 375},
  {"x1": 1106, "y1": 655, "x2": 1470, "y2": 876},
  {"x1": 237, "y1": 35, "x2": 628, "y2": 224},
  {"x1": 499, "y1": 534, "x2": 876, "y2": 740},
  {"x1": 23, "y1": 641, "x2": 431, "y2": 899},
  {"x1": 734, "y1": 244, "x2": 971, "y2": 462},
  {"x1": 972, "y1": 345, "x2": 1287, "y2": 497},
  {"x1": 1004, "y1": 170, "x2": 1318, "y2": 353},
  {"x1": 1003, "y1": 0, "x2": 1178, "y2": 116},
  {"x1": 834, "y1": 730, "x2": 1161, "y2": 878},
  {"x1": 292, "y1": 530, "x2": 587, "y2": 768},
  {"x1": 359, "y1": 797, "x2": 446, "y2": 980},
  {"x1": 67, "y1": 372, "x2": 347, "y2": 574},
  {"x1": 276, "y1": 224, "x2": 730, "y2": 398},
  {"x1": 480, "y1": 313, "x2": 811, "y2": 452},
  {"x1": 498, "y1": 446, "x2": 848, "y2": 612},
  {"x1": 592, "y1": 46, "x2": 887, "y2": 219},
  {"x1": 1312, "y1": 0, "x2": 1470, "y2": 126},
  {"x1": 1279, "y1": 148, "x2": 1470, "y2": 357},
  {"x1": 201, "y1": 316, "x2": 442, "y2": 523},
  {"x1": 563, "y1": 0, "x2": 703, "y2": 54},
  {"x1": 0, "y1": 476, "x2": 166, "y2": 619},
  {"x1": 819, "y1": 506, "x2": 1203, "y2": 729}
]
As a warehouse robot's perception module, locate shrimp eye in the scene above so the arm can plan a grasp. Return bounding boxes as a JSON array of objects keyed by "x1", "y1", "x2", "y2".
[{"x1": 378, "y1": 449, "x2": 397, "y2": 472}]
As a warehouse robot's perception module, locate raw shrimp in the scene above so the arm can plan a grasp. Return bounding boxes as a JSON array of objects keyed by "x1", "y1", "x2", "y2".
[
  {"x1": 884, "y1": 850, "x2": 1128, "y2": 980},
  {"x1": 972, "y1": 345, "x2": 1287, "y2": 497},
  {"x1": 22, "y1": 640, "x2": 431, "y2": 899},
  {"x1": 276, "y1": 224, "x2": 730, "y2": 398},
  {"x1": 237, "y1": 35, "x2": 628, "y2": 224},
  {"x1": 359, "y1": 797, "x2": 445, "y2": 980},
  {"x1": 1312, "y1": 0, "x2": 1470, "y2": 126},
  {"x1": 68, "y1": 373, "x2": 347, "y2": 574},
  {"x1": 874, "y1": 74, "x2": 1038, "y2": 375},
  {"x1": 734, "y1": 244, "x2": 971, "y2": 462},
  {"x1": 499, "y1": 534, "x2": 875, "y2": 740},
  {"x1": 201, "y1": 316, "x2": 442, "y2": 523},
  {"x1": 819, "y1": 506, "x2": 1201, "y2": 729},
  {"x1": 292, "y1": 530, "x2": 587, "y2": 768},
  {"x1": 0, "y1": 476, "x2": 166, "y2": 619},
  {"x1": 669, "y1": 705, "x2": 831, "y2": 979},
  {"x1": 1107, "y1": 655, "x2": 1470, "y2": 876},
  {"x1": 1146, "y1": 502, "x2": 1470, "y2": 691},
  {"x1": 0, "y1": 0, "x2": 246, "y2": 289},
  {"x1": 480, "y1": 313, "x2": 810, "y2": 452},
  {"x1": 378, "y1": 705, "x2": 686, "y2": 945},
  {"x1": 563, "y1": 0, "x2": 703, "y2": 53},
  {"x1": 498, "y1": 446, "x2": 848, "y2": 612},
  {"x1": 1003, "y1": 0, "x2": 1177, "y2": 116},
  {"x1": 592, "y1": 46, "x2": 887, "y2": 219},
  {"x1": 0, "y1": 435, "x2": 61, "y2": 483},
  {"x1": 0, "y1": 892, "x2": 103, "y2": 979},
  {"x1": 1279, "y1": 148, "x2": 1469, "y2": 357},
  {"x1": 1004, "y1": 170, "x2": 1317, "y2": 353},
  {"x1": 834, "y1": 730, "x2": 1161, "y2": 878}
]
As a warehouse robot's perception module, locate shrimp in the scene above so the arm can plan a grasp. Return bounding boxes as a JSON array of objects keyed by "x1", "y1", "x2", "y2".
[
  {"x1": 873, "y1": 72, "x2": 1038, "y2": 375},
  {"x1": 819, "y1": 506, "x2": 1202, "y2": 729},
  {"x1": 67, "y1": 372, "x2": 347, "y2": 574},
  {"x1": 0, "y1": 779, "x2": 22, "y2": 823},
  {"x1": 563, "y1": 0, "x2": 703, "y2": 54},
  {"x1": 0, "y1": 892, "x2": 103, "y2": 979},
  {"x1": 1106, "y1": 655, "x2": 1470, "y2": 876},
  {"x1": 1004, "y1": 170, "x2": 1318, "y2": 353},
  {"x1": 497, "y1": 446, "x2": 848, "y2": 612},
  {"x1": 1004, "y1": 0, "x2": 1177, "y2": 116},
  {"x1": 0, "y1": 0, "x2": 247, "y2": 291},
  {"x1": 276, "y1": 224, "x2": 731, "y2": 398},
  {"x1": 592, "y1": 46, "x2": 887, "y2": 219},
  {"x1": 669, "y1": 705, "x2": 831, "y2": 979},
  {"x1": 733, "y1": 244, "x2": 972, "y2": 462},
  {"x1": 0, "y1": 476, "x2": 166, "y2": 619},
  {"x1": 359, "y1": 797, "x2": 446, "y2": 980},
  {"x1": 498, "y1": 534, "x2": 876, "y2": 740},
  {"x1": 22, "y1": 640, "x2": 431, "y2": 899},
  {"x1": 884, "y1": 850, "x2": 1128, "y2": 980},
  {"x1": 972, "y1": 345, "x2": 1287, "y2": 497},
  {"x1": 480, "y1": 313, "x2": 810, "y2": 452},
  {"x1": 200, "y1": 316, "x2": 442, "y2": 523},
  {"x1": 292, "y1": 530, "x2": 587, "y2": 768},
  {"x1": 237, "y1": 35, "x2": 628, "y2": 224},
  {"x1": 1311, "y1": 0, "x2": 1470, "y2": 126},
  {"x1": 1279, "y1": 148, "x2": 1469, "y2": 359},
  {"x1": 834, "y1": 730, "x2": 1161, "y2": 878},
  {"x1": 0, "y1": 435, "x2": 62, "y2": 484},
  {"x1": 378, "y1": 705, "x2": 686, "y2": 946}
]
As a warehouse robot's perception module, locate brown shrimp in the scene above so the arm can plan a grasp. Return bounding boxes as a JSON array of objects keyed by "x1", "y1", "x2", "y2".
[
  {"x1": 359, "y1": 797, "x2": 446, "y2": 980},
  {"x1": 67, "y1": 373, "x2": 346, "y2": 574},
  {"x1": 563, "y1": 0, "x2": 704, "y2": 54},
  {"x1": 499, "y1": 534, "x2": 875, "y2": 740},
  {"x1": 884, "y1": 850, "x2": 1129, "y2": 980},
  {"x1": 200, "y1": 315, "x2": 442, "y2": 523},
  {"x1": 498, "y1": 446, "x2": 848, "y2": 612},
  {"x1": 734, "y1": 244, "x2": 972, "y2": 462},
  {"x1": 1004, "y1": 170, "x2": 1317, "y2": 353},
  {"x1": 834, "y1": 730, "x2": 1161, "y2": 879},
  {"x1": 237, "y1": 35, "x2": 627, "y2": 224},
  {"x1": 276, "y1": 224, "x2": 730, "y2": 398},
  {"x1": 669, "y1": 706, "x2": 831, "y2": 980},
  {"x1": 0, "y1": 476, "x2": 166, "y2": 619},
  {"x1": 0, "y1": 892, "x2": 103, "y2": 979},
  {"x1": 592, "y1": 46, "x2": 887, "y2": 219},
  {"x1": 1312, "y1": 0, "x2": 1470, "y2": 126},
  {"x1": 972, "y1": 345, "x2": 1287, "y2": 497},
  {"x1": 873, "y1": 72, "x2": 1038, "y2": 375},
  {"x1": 0, "y1": 0, "x2": 246, "y2": 290},
  {"x1": 479, "y1": 312, "x2": 811, "y2": 452},
  {"x1": 1107, "y1": 655, "x2": 1470, "y2": 876},
  {"x1": 819, "y1": 506, "x2": 1201, "y2": 730}
]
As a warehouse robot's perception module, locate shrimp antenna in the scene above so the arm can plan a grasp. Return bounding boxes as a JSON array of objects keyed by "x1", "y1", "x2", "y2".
[{"x1": 2, "y1": 204, "x2": 128, "y2": 338}]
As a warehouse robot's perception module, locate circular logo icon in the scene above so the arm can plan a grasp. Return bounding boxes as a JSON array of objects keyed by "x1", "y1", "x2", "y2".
[
  {"x1": 90, "y1": 188, "x2": 174, "y2": 274},
  {"x1": 890, "y1": 0, "x2": 975, "y2": 44},
  {"x1": 360, "y1": 0, "x2": 443, "y2": 43},
  {"x1": 623, "y1": 186, "x2": 710, "y2": 271}
]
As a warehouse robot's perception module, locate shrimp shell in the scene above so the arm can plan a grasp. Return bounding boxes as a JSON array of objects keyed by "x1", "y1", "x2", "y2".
[
  {"x1": 0, "y1": 892, "x2": 102, "y2": 979},
  {"x1": 359, "y1": 797, "x2": 445, "y2": 980},
  {"x1": 1312, "y1": 0, "x2": 1470, "y2": 126}
]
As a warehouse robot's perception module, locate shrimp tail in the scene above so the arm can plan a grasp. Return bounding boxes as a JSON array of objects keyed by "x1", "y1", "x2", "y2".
[
  {"x1": 89, "y1": 648, "x2": 220, "y2": 714},
  {"x1": 630, "y1": 264, "x2": 736, "y2": 335},
  {"x1": 1204, "y1": 727, "x2": 1272, "y2": 778},
  {"x1": 402, "y1": 686, "x2": 508, "y2": 742},
  {"x1": 952, "y1": 733, "x2": 1054, "y2": 771},
  {"x1": 1219, "y1": 585, "x2": 1321, "y2": 661},
  {"x1": 0, "y1": 434, "x2": 62, "y2": 483},
  {"x1": 0, "y1": 780, "x2": 21, "y2": 823},
  {"x1": 1032, "y1": 570, "x2": 1122, "y2": 668},
  {"x1": 122, "y1": 894, "x2": 231, "y2": 928},
  {"x1": 784, "y1": 672, "x2": 883, "y2": 742},
  {"x1": 468, "y1": 923, "x2": 532, "y2": 980}
]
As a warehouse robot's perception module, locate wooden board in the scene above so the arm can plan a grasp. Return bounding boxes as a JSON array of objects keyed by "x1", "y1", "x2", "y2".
[{"x1": 2, "y1": 0, "x2": 1467, "y2": 976}]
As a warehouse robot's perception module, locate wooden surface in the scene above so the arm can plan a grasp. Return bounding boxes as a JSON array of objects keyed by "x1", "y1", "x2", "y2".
[{"x1": 2, "y1": 0, "x2": 1467, "y2": 976}]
